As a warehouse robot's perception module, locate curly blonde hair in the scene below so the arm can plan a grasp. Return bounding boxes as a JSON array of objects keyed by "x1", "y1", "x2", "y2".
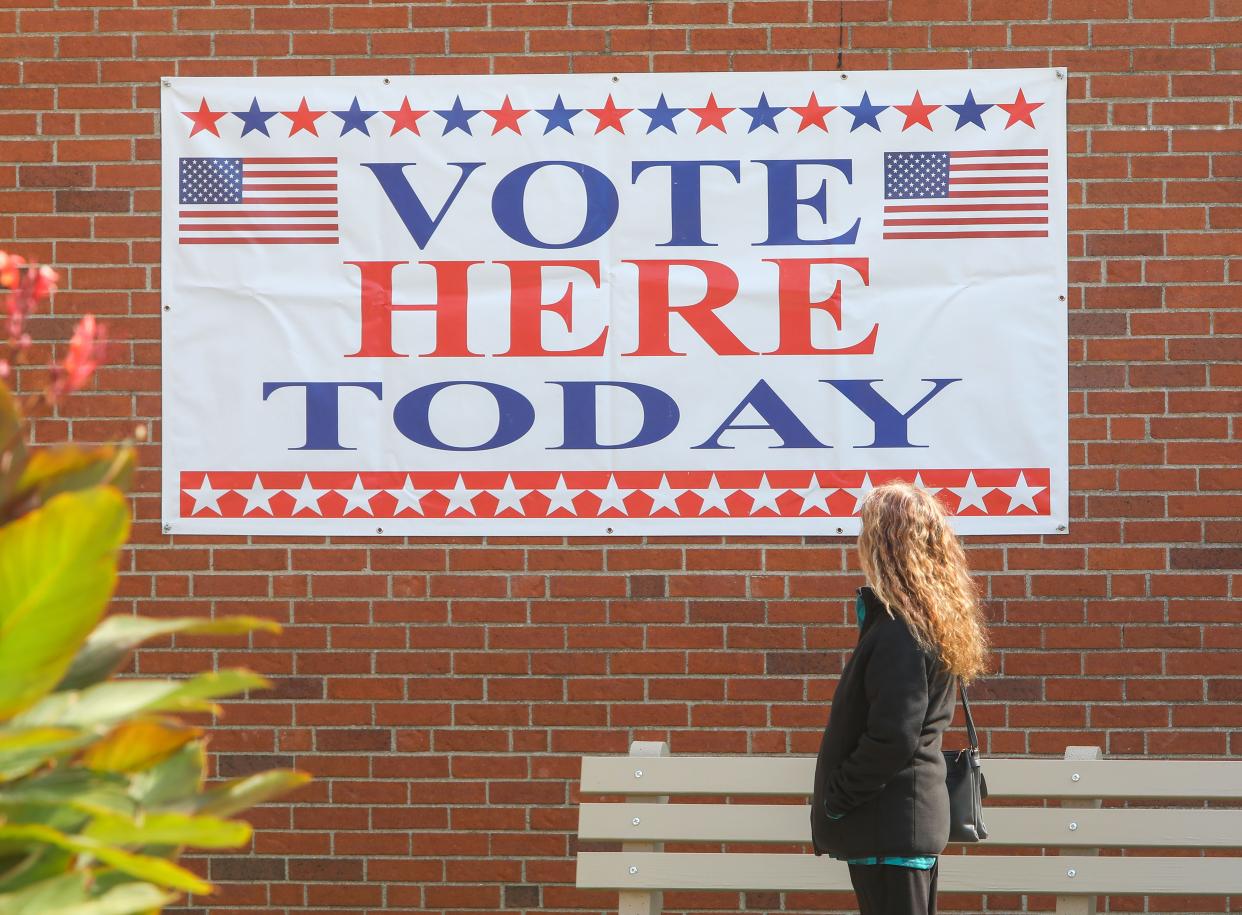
[{"x1": 857, "y1": 480, "x2": 991, "y2": 683}]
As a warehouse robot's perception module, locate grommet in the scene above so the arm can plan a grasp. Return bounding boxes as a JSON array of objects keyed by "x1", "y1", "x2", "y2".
[
  {"x1": 1071, "y1": 773, "x2": 1080, "y2": 782},
  {"x1": 628, "y1": 865, "x2": 638, "y2": 875},
  {"x1": 1069, "y1": 822, "x2": 1078, "y2": 831},
  {"x1": 632, "y1": 817, "x2": 641, "y2": 825},
  {"x1": 634, "y1": 769, "x2": 643, "y2": 778},
  {"x1": 1067, "y1": 869, "x2": 1076, "y2": 878}
]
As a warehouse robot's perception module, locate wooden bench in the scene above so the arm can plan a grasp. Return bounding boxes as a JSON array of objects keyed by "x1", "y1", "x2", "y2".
[{"x1": 576, "y1": 741, "x2": 1242, "y2": 915}]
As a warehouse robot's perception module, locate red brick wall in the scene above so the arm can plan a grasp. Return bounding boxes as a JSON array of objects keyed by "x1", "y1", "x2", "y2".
[{"x1": 4, "y1": 0, "x2": 1240, "y2": 912}]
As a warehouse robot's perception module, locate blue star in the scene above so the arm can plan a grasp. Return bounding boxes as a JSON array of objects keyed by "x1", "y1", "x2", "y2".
[
  {"x1": 537, "y1": 95, "x2": 581, "y2": 135},
  {"x1": 741, "y1": 92, "x2": 784, "y2": 133},
  {"x1": 640, "y1": 94, "x2": 683, "y2": 134},
  {"x1": 947, "y1": 90, "x2": 993, "y2": 130},
  {"x1": 333, "y1": 97, "x2": 377, "y2": 136},
  {"x1": 436, "y1": 96, "x2": 480, "y2": 135},
  {"x1": 232, "y1": 97, "x2": 277, "y2": 137},
  {"x1": 843, "y1": 91, "x2": 887, "y2": 132}
]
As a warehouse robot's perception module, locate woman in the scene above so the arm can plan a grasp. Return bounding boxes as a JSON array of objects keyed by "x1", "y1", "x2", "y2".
[{"x1": 810, "y1": 480, "x2": 990, "y2": 915}]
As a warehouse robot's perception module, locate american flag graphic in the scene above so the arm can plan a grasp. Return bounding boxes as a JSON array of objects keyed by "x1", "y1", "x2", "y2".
[
  {"x1": 882, "y1": 149, "x2": 1049, "y2": 240},
  {"x1": 178, "y1": 156, "x2": 339, "y2": 245}
]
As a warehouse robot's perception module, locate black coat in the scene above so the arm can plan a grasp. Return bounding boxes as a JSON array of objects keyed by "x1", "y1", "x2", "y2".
[{"x1": 810, "y1": 586, "x2": 956, "y2": 859}]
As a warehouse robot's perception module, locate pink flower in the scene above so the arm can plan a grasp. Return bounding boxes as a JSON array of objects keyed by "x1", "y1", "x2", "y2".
[
  {"x1": 1, "y1": 253, "x2": 58, "y2": 352},
  {"x1": 0, "y1": 251, "x2": 26, "y2": 289},
  {"x1": 51, "y1": 314, "x2": 107, "y2": 401}
]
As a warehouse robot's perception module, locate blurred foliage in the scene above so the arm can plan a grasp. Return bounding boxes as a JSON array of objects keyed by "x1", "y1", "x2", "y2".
[{"x1": 0, "y1": 252, "x2": 309, "y2": 914}]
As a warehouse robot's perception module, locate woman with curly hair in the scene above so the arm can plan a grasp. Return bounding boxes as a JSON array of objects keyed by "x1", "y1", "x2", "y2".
[{"x1": 810, "y1": 480, "x2": 991, "y2": 915}]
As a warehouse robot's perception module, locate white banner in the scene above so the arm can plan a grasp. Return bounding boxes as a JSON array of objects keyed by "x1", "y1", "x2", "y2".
[{"x1": 161, "y1": 69, "x2": 1067, "y2": 536}]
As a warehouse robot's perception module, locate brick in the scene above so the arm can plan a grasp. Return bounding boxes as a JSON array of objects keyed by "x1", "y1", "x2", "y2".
[{"x1": 8, "y1": 4, "x2": 1241, "y2": 912}]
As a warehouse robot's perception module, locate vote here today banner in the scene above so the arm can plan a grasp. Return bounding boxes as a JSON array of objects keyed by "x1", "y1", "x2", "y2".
[{"x1": 160, "y1": 68, "x2": 1067, "y2": 536}]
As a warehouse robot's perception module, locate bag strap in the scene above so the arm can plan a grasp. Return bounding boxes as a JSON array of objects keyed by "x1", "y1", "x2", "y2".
[{"x1": 958, "y1": 680, "x2": 979, "y2": 750}]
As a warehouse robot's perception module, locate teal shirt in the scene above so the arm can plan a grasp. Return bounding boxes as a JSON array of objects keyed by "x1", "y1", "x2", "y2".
[{"x1": 827, "y1": 595, "x2": 937, "y2": 871}]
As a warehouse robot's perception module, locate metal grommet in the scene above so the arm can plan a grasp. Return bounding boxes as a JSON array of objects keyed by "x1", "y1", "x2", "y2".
[
  {"x1": 628, "y1": 865, "x2": 638, "y2": 875},
  {"x1": 1069, "y1": 822, "x2": 1078, "y2": 831},
  {"x1": 1071, "y1": 773, "x2": 1080, "y2": 782},
  {"x1": 1067, "y1": 868, "x2": 1076, "y2": 878},
  {"x1": 631, "y1": 817, "x2": 641, "y2": 826},
  {"x1": 634, "y1": 769, "x2": 643, "y2": 778}
]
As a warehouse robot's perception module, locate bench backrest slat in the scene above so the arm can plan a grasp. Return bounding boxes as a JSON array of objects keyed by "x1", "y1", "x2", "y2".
[
  {"x1": 577, "y1": 851, "x2": 1242, "y2": 896},
  {"x1": 579, "y1": 803, "x2": 1242, "y2": 849},
  {"x1": 580, "y1": 756, "x2": 1242, "y2": 800}
]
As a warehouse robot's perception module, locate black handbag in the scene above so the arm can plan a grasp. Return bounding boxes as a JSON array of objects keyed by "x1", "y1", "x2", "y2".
[{"x1": 943, "y1": 681, "x2": 988, "y2": 842}]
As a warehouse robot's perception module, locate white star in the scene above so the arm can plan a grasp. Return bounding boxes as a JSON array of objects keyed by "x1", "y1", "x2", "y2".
[
  {"x1": 543, "y1": 474, "x2": 583, "y2": 516},
  {"x1": 590, "y1": 475, "x2": 633, "y2": 515},
  {"x1": 185, "y1": 474, "x2": 227, "y2": 515},
  {"x1": 747, "y1": 473, "x2": 784, "y2": 515},
  {"x1": 491, "y1": 475, "x2": 530, "y2": 516},
  {"x1": 441, "y1": 475, "x2": 480, "y2": 516},
  {"x1": 388, "y1": 474, "x2": 429, "y2": 515},
  {"x1": 237, "y1": 474, "x2": 276, "y2": 515},
  {"x1": 1000, "y1": 471, "x2": 1043, "y2": 513},
  {"x1": 912, "y1": 471, "x2": 942, "y2": 495},
  {"x1": 693, "y1": 474, "x2": 734, "y2": 515},
  {"x1": 288, "y1": 474, "x2": 326, "y2": 515},
  {"x1": 338, "y1": 475, "x2": 378, "y2": 515},
  {"x1": 645, "y1": 474, "x2": 685, "y2": 515},
  {"x1": 796, "y1": 473, "x2": 833, "y2": 514},
  {"x1": 949, "y1": 472, "x2": 991, "y2": 513},
  {"x1": 844, "y1": 472, "x2": 876, "y2": 514}
]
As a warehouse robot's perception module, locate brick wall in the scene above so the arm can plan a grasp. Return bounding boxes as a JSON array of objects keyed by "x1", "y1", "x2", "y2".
[{"x1": 4, "y1": 0, "x2": 1240, "y2": 912}]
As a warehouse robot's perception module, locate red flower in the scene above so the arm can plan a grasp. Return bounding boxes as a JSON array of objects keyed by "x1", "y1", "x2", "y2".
[
  {"x1": 1, "y1": 252, "x2": 58, "y2": 352},
  {"x1": 51, "y1": 314, "x2": 107, "y2": 401}
]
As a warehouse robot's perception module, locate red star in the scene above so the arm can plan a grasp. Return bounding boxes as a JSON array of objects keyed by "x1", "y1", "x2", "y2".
[
  {"x1": 282, "y1": 97, "x2": 326, "y2": 137},
  {"x1": 894, "y1": 91, "x2": 940, "y2": 131},
  {"x1": 689, "y1": 93, "x2": 733, "y2": 133},
  {"x1": 383, "y1": 97, "x2": 429, "y2": 136},
  {"x1": 998, "y1": 88, "x2": 1043, "y2": 129},
  {"x1": 485, "y1": 96, "x2": 529, "y2": 135},
  {"x1": 587, "y1": 94, "x2": 632, "y2": 134},
  {"x1": 789, "y1": 91, "x2": 835, "y2": 132},
  {"x1": 181, "y1": 98, "x2": 226, "y2": 138}
]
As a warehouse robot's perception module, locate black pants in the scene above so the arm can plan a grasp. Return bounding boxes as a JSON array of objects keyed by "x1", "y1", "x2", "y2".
[{"x1": 847, "y1": 862, "x2": 938, "y2": 915}]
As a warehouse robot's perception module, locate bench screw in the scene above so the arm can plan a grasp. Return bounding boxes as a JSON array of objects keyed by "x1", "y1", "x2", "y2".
[
  {"x1": 632, "y1": 817, "x2": 641, "y2": 825},
  {"x1": 1069, "y1": 822, "x2": 1078, "y2": 831},
  {"x1": 1071, "y1": 773, "x2": 1080, "y2": 782},
  {"x1": 629, "y1": 866, "x2": 638, "y2": 875},
  {"x1": 634, "y1": 769, "x2": 643, "y2": 778},
  {"x1": 1067, "y1": 869, "x2": 1076, "y2": 878}
]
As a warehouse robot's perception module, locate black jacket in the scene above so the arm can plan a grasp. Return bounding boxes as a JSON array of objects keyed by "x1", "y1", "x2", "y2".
[{"x1": 810, "y1": 586, "x2": 956, "y2": 859}]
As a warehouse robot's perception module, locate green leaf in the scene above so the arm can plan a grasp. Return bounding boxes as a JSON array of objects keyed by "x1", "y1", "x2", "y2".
[
  {"x1": 80, "y1": 719, "x2": 200, "y2": 774},
  {"x1": 14, "y1": 670, "x2": 269, "y2": 730},
  {"x1": 193, "y1": 769, "x2": 311, "y2": 819},
  {"x1": 83, "y1": 811, "x2": 251, "y2": 850},
  {"x1": 58, "y1": 615, "x2": 281, "y2": 692},
  {"x1": 0, "y1": 768, "x2": 135, "y2": 820},
  {"x1": 0, "y1": 872, "x2": 175, "y2": 915},
  {"x1": 49, "y1": 882, "x2": 175, "y2": 915},
  {"x1": 0, "y1": 727, "x2": 94, "y2": 782},
  {"x1": 15, "y1": 445, "x2": 135, "y2": 509},
  {"x1": 129, "y1": 744, "x2": 204, "y2": 811},
  {"x1": 0, "y1": 871, "x2": 88, "y2": 913},
  {"x1": 0, "y1": 824, "x2": 210, "y2": 895},
  {"x1": 0, "y1": 384, "x2": 29, "y2": 511},
  {"x1": 0, "y1": 488, "x2": 130, "y2": 720}
]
